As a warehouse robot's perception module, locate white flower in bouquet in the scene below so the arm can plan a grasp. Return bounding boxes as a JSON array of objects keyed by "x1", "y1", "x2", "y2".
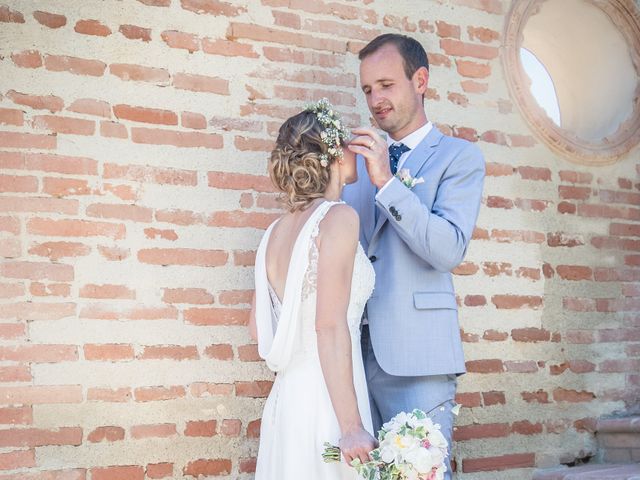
[{"x1": 323, "y1": 407, "x2": 454, "y2": 479}]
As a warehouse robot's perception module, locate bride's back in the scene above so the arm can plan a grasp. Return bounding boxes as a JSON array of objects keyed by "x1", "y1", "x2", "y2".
[{"x1": 265, "y1": 200, "x2": 323, "y2": 303}]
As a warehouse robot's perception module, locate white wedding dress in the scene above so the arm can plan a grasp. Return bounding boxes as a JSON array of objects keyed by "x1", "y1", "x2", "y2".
[{"x1": 254, "y1": 200, "x2": 375, "y2": 479}]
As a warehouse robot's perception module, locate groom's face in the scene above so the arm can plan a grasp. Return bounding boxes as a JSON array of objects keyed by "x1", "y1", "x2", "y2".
[{"x1": 359, "y1": 44, "x2": 427, "y2": 140}]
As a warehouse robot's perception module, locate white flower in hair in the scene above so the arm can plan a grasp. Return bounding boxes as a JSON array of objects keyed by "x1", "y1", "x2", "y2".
[{"x1": 305, "y1": 98, "x2": 350, "y2": 168}]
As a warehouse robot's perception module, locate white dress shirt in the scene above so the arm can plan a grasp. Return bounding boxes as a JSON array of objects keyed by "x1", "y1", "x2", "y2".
[{"x1": 376, "y1": 121, "x2": 433, "y2": 198}]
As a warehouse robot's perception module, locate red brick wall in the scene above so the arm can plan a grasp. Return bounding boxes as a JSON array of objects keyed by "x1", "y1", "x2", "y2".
[{"x1": 0, "y1": 0, "x2": 638, "y2": 478}]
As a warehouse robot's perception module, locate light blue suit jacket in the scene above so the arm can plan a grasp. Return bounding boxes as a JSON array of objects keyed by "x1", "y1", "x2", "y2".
[{"x1": 343, "y1": 126, "x2": 485, "y2": 377}]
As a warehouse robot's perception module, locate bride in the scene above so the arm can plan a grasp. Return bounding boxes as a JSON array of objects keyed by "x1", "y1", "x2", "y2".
[{"x1": 249, "y1": 99, "x2": 377, "y2": 478}]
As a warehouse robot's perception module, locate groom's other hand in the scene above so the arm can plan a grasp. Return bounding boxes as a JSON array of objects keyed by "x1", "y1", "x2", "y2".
[
  {"x1": 349, "y1": 127, "x2": 393, "y2": 189},
  {"x1": 339, "y1": 426, "x2": 378, "y2": 465}
]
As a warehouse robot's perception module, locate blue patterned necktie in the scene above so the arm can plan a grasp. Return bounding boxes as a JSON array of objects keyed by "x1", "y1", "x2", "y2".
[{"x1": 388, "y1": 143, "x2": 411, "y2": 175}]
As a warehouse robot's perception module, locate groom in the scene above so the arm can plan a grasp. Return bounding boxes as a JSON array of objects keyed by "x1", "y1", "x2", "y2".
[{"x1": 343, "y1": 34, "x2": 485, "y2": 477}]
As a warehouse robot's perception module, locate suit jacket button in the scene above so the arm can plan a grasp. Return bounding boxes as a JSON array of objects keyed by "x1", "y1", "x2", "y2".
[
  {"x1": 369, "y1": 255, "x2": 377, "y2": 263},
  {"x1": 396, "y1": 215, "x2": 402, "y2": 221},
  {"x1": 389, "y1": 206, "x2": 397, "y2": 214}
]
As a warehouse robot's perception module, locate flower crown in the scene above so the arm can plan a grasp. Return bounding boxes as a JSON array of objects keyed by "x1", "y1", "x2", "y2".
[{"x1": 304, "y1": 98, "x2": 350, "y2": 167}]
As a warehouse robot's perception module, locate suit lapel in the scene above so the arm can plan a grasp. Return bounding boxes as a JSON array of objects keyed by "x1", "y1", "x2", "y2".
[{"x1": 370, "y1": 127, "x2": 444, "y2": 243}]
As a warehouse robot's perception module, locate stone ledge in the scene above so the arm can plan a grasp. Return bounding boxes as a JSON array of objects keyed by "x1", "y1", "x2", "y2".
[
  {"x1": 598, "y1": 417, "x2": 640, "y2": 434},
  {"x1": 533, "y1": 463, "x2": 640, "y2": 480}
]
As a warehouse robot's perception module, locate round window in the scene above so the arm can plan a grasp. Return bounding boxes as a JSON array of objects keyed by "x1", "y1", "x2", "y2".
[{"x1": 502, "y1": 0, "x2": 640, "y2": 165}]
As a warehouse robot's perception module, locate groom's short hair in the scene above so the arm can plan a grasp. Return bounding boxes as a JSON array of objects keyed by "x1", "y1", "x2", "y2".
[{"x1": 358, "y1": 34, "x2": 429, "y2": 79}]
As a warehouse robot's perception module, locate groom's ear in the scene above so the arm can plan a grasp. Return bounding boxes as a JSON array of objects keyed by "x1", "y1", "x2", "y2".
[{"x1": 413, "y1": 66, "x2": 429, "y2": 95}]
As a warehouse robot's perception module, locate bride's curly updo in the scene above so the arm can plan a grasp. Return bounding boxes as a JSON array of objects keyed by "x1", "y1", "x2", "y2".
[
  {"x1": 269, "y1": 111, "x2": 335, "y2": 212},
  {"x1": 269, "y1": 102, "x2": 348, "y2": 212}
]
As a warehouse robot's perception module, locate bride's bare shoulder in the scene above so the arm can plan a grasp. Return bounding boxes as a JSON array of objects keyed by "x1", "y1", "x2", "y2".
[{"x1": 317, "y1": 203, "x2": 359, "y2": 246}]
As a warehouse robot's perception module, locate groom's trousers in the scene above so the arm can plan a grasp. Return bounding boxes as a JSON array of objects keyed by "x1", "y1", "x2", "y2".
[{"x1": 361, "y1": 324, "x2": 457, "y2": 479}]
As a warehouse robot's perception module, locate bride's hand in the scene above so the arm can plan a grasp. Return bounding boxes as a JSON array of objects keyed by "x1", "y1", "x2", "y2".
[{"x1": 339, "y1": 426, "x2": 378, "y2": 465}]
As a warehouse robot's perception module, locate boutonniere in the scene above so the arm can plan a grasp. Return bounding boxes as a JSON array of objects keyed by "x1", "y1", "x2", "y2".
[{"x1": 395, "y1": 168, "x2": 424, "y2": 189}]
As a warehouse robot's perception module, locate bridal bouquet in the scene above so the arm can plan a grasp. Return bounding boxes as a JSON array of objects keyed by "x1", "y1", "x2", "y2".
[{"x1": 323, "y1": 408, "x2": 450, "y2": 480}]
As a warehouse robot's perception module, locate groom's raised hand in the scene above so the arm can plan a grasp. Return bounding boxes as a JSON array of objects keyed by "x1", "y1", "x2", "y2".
[{"x1": 348, "y1": 127, "x2": 392, "y2": 189}]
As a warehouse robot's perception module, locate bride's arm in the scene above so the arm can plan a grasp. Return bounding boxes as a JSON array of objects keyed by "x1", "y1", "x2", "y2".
[{"x1": 315, "y1": 204, "x2": 376, "y2": 465}]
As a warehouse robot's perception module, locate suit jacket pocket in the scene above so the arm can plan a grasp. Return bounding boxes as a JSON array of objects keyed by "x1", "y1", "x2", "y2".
[{"x1": 413, "y1": 291, "x2": 457, "y2": 310}]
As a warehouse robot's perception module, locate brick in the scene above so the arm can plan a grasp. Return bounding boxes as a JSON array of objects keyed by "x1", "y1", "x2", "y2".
[
  {"x1": 456, "y1": 59, "x2": 490, "y2": 78},
  {"x1": 87, "y1": 426, "x2": 125, "y2": 443},
  {"x1": 28, "y1": 241, "x2": 91, "y2": 261},
  {"x1": 454, "y1": 422, "x2": 509, "y2": 441},
  {"x1": 202, "y1": 38, "x2": 258, "y2": 58},
  {"x1": 11, "y1": 49, "x2": 42, "y2": 69},
  {"x1": 462, "y1": 453, "x2": 535, "y2": 472},
  {"x1": 134, "y1": 387, "x2": 185, "y2": 402},
  {"x1": 44, "y1": 55, "x2": 106, "y2": 76},
  {"x1": 492, "y1": 295, "x2": 543, "y2": 309},
  {"x1": 559, "y1": 170, "x2": 593, "y2": 184},
  {"x1": 79, "y1": 304, "x2": 178, "y2": 320},
  {"x1": 237, "y1": 344, "x2": 260, "y2": 362},
  {"x1": 184, "y1": 307, "x2": 248, "y2": 326},
  {"x1": 0, "y1": 261, "x2": 73, "y2": 282},
  {"x1": 161, "y1": 30, "x2": 200, "y2": 52},
  {"x1": 452, "y1": 261, "x2": 479, "y2": 275},
  {"x1": 109, "y1": 63, "x2": 170, "y2": 83},
  {"x1": 521, "y1": 390, "x2": 550, "y2": 404},
  {"x1": 559, "y1": 185, "x2": 591, "y2": 200},
  {"x1": 0, "y1": 5, "x2": 24, "y2": 23},
  {"x1": 209, "y1": 211, "x2": 279, "y2": 229},
  {"x1": 190, "y1": 383, "x2": 233, "y2": 397},
  {"x1": 461, "y1": 80, "x2": 488, "y2": 93},
  {"x1": 67, "y1": 99, "x2": 112, "y2": 119},
  {"x1": 131, "y1": 423, "x2": 176, "y2": 438},
  {"x1": 465, "y1": 359, "x2": 503, "y2": 373},
  {"x1": 553, "y1": 388, "x2": 595, "y2": 402},
  {"x1": 512, "y1": 420, "x2": 543, "y2": 435},
  {"x1": 33, "y1": 115, "x2": 95, "y2": 135},
  {"x1": 565, "y1": 329, "x2": 595, "y2": 343},
  {"x1": 182, "y1": 459, "x2": 232, "y2": 477},
  {"x1": 482, "y1": 330, "x2": 508, "y2": 341},
  {"x1": 28, "y1": 218, "x2": 124, "y2": 239},
  {"x1": 33, "y1": 11, "x2": 67, "y2": 28},
  {"x1": 180, "y1": 0, "x2": 245, "y2": 16},
  {"x1": 0, "y1": 151, "x2": 98, "y2": 174},
  {"x1": 556, "y1": 265, "x2": 592, "y2": 281},
  {"x1": 75, "y1": 19, "x2": 112, "y2": 36},
  {"x1": 234, "y1": 136, "x2": 276, "y2": 152},
  {"x1": 0, "y1": 345, "x2": 77, "y2": 363},
  {"x1": 172, "y1": 73, "x2": 229, "y2": 95},
  {"x1": 273, "y1": 10, "x2": 301, "y2": 29},
  {"x1": 219, "y1": 290, "x2": 252, "y2": 305},
  {"x1": 0, "y1": 427, "x2": 82, "y2": 447},
  {"x1": 140, "y1": 345, "x2": 198, "y2": 360},
  {"x1": 163, "y1": 288, "x2": 213, "y2": 304},
  {"x1": 0, "y1": 132, "x2": 56, "y2": 149},
  {"x1": 91, "y1": 466, "x2": 144, "y2": 480},
  {"x1": 235, "y1": 380, "x2": 273, "y2": 397},
  {"x1": 86, "y1": 203, "x2": 152, "y2": 222},
  {"x1": 181, "y1": 112, "x2": 207, "y2": 129},
  {"x1": 0, "y1": 174, "x2": 37, "y2": 193},
  {"x1": 0, "y1": 365, "x2": 30, "y2": 381},
  {"x1": 146, "y1": 463, "x2": 173, "y2": 479},
  {"x1": 220, "y1": 419, "x2": 241, "y2": 436},
  {"x1": 204, "y1": 344, "x2": 234, "y2": 360},
  {"x1": 131, "y1": 127, "x2": 223, "y2": 148},
  {"x1": 482, "y1": 391, "x2": 505, "y2": 406},
  {"x1": 7, "y1": 91, "x2": 59, "y2": 115},
  {"x1": 239, "y1": 457, "x2": 256, "y2": 473},
  {"x1": 456, "y1": 392, "x2": 481, "y2": 408},
  {"x1": 144, "y1": 228, "x2": 177, "y2": 241},
  {"x1": 87, "y1": 387, "x2": 131, "y2": 402},
  {"x1": 511, "y1": 328, "x2": 551, "y2": 342},
  {"x1": 0, "y1": 448, "x2": 35, "y2": 469},
  {"x1": 436, "y1": 20, "x2": 460, "y2": 38},
  {"x1": 84, "y1": 344, "x2": 134, "y2": 361},
  {"x1": 518, "y1": 166, "x2": 551, "y2": 181},
  {"x1": 208, "y1": 172, "x2": 273, "y2": 192},
  {"x1": 113, "y1": 104, "x2": 177, "y2": 125},
  {"x1": 29, "y1": 283, "x2": 70, "y2": 298},
  {"x1": 119, "y1": 24, "x2": 151, "y2": 41},
  {"x1": 468, "y1": 26, "x2": 499, "y2": 43},
  {"x1": 491, "y1": 229, "x2": 545, "y2": 243},
  {"x1": 440, "y1": 38, "x2": 499, "y2": 60},
  {"x1": 547, "y1": 232, "x2": 584, "y2": 247},
  {"x1": 611, "y1": 222, "x2": 640, "y2": 236},
  {"x1": 247, "y1": 419, "x2": 261, "y2": 438},
  {"x1": 185, "y1": 420, "x2": 216, "y2": 437},
  {"x1": 504, "y1": 360, "x2": 538, "y2": 373},
  {"x1": 230, "y1": 22, "x2": 346, "y2": 53}
]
